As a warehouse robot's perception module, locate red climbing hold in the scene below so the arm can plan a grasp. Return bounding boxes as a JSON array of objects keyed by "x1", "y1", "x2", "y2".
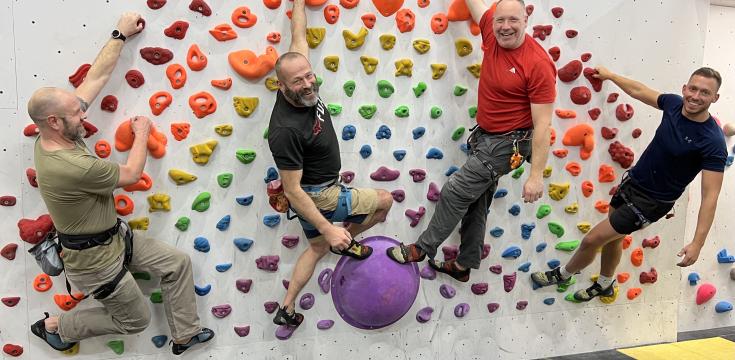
[
  {"x1": 140, "y1": 47, "x2": 174, "y2": 65},
  {"x1": 189, "y1": 0, "x2": 212, "y2": 16},
  {"x1": 551, "y1": 6, "x2": 563, "y2": 18},
  {"x1": 565, "y1": 29, "x2": 578, "y2": 38},
  {"x1": 164, "y1": 20, "x2": 189, "y2": 40},
  {"x1": 1, "y1": 297, "x2": 20, "y2": 307},
  {"x1": 601, "y1": 126, "x2": 618, "y2": 140},
  {"x1": 616, "y1": 104, "x2": 635, "y2": 121},
  {"x1": 2, "y1": 344, "x2": 23, "y2": 357},
  {"x1": 581, "y1": 53, "x2": 592, "y2": 62},
  {"x1": 405, "y1": 206, "x2": 426, "y2": 227},
  {"x1": 0, "y1": 195, "x2": 16, "y2": 206},
  {"x1": 361, "y1": 13, "x2": 377, "y2": 29},
  {"x1": 609, "y1": 141, "x2": 635, "y2": 169},
  {"x1": 147, "y1": 0, "x2": 166, "y2": 9},
  {"x1": 125, "y1": 70, "x2": 144, "y2": 88},
  {"x1": 583, "y1": 67, "x2": 603, "y2": 92},
  {"x1": 558, "y1": 60, "x2": 583, "y2": 82},
  {"x1": 396, "y1": 8, "x2": 416, "y2": 33},
  {"x1": 642, "y1": 236, "x2": 660, "y2": 249},
  {"x1": 430, "y1": 12, "x2": 448, "y2": 34},
  {"x1": 632, "y1": 128, "x2": 642, "y2": 138},
  {"x1": 532, "y1": 25, "x2": 553, "y2": 40},
  {"x1": 17, "y1": 214, "x2": 54, "y2": 245},
  {"x1": 68, "y1": 63, "x2": 91, "y2": 88},
  {"x1": 570, "y1": 86, "x2": 592, "y2": 105},
  {"x1": 23, "y1": 123, "x2": 39, "y2": 137},
  {"x1": 525, "y1": 4, "x2": 534, "y2": 15},
  {"x1": 26, "y1": 168, "x2": 38, "y2": 188},
  {"x1": 548, "y1": 46, "x2": 560, "y2": 62},
  {"x1": 639, "y1": 268, "x2": 658, "y2": 284},
  {"x1": 82, "y1": 121, "x2": 98, "y2": 138},
  {"x1": 588, "y1": 108, "x2": 601, "y2": 120},
  {"x1": 607, "y1": 93, "x2": 619, "y2": 103},
  {"x1": 696, "y1": 283, "x2": 716, "y2": 305},
  {"x1": 100, "y1": 95, "x2": 118, "y2": 112},
  {"x1": 1, "y1": 243, "x2": 18, "y2": 260}
]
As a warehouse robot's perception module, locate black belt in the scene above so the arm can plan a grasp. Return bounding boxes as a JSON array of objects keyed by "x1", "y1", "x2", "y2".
[
  {"x1": 471, "y1": 124, "x2": 532, "y2": 136},
  {"x1": 58, "y1": 219, "x2": 121, "y2": 250}
]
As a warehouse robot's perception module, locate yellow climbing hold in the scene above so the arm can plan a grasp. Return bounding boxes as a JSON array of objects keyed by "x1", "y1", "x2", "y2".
[
  {"x1": 395, "y1": 58, "x2": 413, "y2": 77},
  {"x1": 323, "y1": 55, "x2": 339, "y2": 72},
  {"x1": 564, "y1": 202, "x2": 579, "y2": 214},
  {"x1": 543, "y1": 166, "x2": 553, "y2": 178},
  {"x1": 431, "y1": 63, "x2": 447, "y2": 80},
  {"x1": 233, "y1": 97, "x2": 259, "y2": 117},
  {"x1": 343, "y1": 27, "x2": 368, "y2": 50},
  {"x1": 379, "y1": 34, "x2": 396, "y2": 50},
  {"x1": 147, "y1": 193, "x2": 171, "y2": 212},
  {"x1": 265, "y1": 76, "x2": 279, "y2": 91},
  {"x1": 548, "y1": 182, "x2": 570, "y2": 201},
  {"x1": 467, "y1": 64, "x2": 482, "y2": 78},
  {"x1": 190, "y1": 140, "x2": 218, "y2": 165},
  {"x1": 577, "y1": 221, "x2": 592, "y2": 233},
  {"x1": 168, "y1": 169, "x2": 197, "y2": 185},
  {"x1": 62, "y1": 343, "x2": 80, "y2": 355},
  {"x1": 455, "y1": 38, "x2": 473, "y2": 57},
  {"x1": 599, "y1": 285, "x2": 619, "y2": 304},
  {"x1": 413, "y1": 39, "x2": 430, "y2": 54},
  {"x1": 128, "y1": 217, "x2": 150, "y2": 230},
  {"x1": 360, "y1": 56, "x2": 379, "y2": 75},
  {"x1": 306, "y1": 27, "x2": 326, "y2": 49},
  {"x1": 214, "y1": 124, "x2": 233, "y2": 136}
]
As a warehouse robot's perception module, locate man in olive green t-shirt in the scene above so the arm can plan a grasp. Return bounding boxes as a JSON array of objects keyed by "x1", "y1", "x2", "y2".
[{"x1": 27, "y1": 12, "x2": 213, "y2": 356}]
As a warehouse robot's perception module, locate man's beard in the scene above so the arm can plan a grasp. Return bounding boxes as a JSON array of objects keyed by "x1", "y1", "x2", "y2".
[
  {"x1": 61, "y1": 117, "x2": 84, "y2": 142},
  {"x1": 284, "y1": 82, "x2": 320, "y2": 107}
]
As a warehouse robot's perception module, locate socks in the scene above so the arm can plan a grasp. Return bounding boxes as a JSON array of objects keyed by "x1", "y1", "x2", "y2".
[
  {"x1": 559, "y1": 266, "x2": 574, "y2": 280},
  {"x1": 598, "y1": 275, "x2": 614, "y2": 288}
]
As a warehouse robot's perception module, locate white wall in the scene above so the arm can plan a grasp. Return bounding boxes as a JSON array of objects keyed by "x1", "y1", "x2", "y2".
[{"x1": 0, "y1": 0, "x2": 719, "y2": 359}]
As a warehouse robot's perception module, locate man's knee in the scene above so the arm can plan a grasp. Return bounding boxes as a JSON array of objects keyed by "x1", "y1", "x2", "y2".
[
  {"x1": 373, "y1": 189, "x2": 393, "y2": 221},
  {"x1": 116, "y1": 306, "x2": 151, "y2": 334}
]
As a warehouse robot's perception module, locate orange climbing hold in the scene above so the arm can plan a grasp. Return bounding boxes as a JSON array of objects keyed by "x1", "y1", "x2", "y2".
[
  {"x1": 115, "y1": 119, "x2": 168, "y2": 158},
  {"x1": 228, "y1": 46, "x2": 278, "y2": 80},
  {"x1": 396, "y1": 8, "x2": 416, "y2": 33},
  {"x1": 565, "y1": 162, "x2": 581, "y2": 176},
  {"x1": 631, "y1": 247, "x2": 644, "y2": 267},
  {"x1": 616, "y1": 272, "x2": 630, "y2": 284},
  {"x1": 54, "y1": 293, "x2": 84, "y2": 311},
  {"x1": 171, "y1": 123, "x2": 191, "y2": 141},
  {"x1": 267, "y1": 32, "x2": 281, "y2": 44},
  {"x1": 627, "y1": 288, "x2": 642, "y2": 300},
  {"x1": 431, "y1": 12, "x2": 448, "y2": 34},
  {"x1": 622, "y1": 235, "x2": 632, "y2": 249},
  {"x1": 187, "y1": 44, "x2": 208, "y2": 71},
  {"x1": 306, "y1": 0, "x2": 328, "y2": 5},
  {"x1": 447, "y1": 0, "x2": 471, "y2": 21},
  {"x1": 372, "y1": 0, "x2": 403, "y2": 17},
  {"x1": 552, "y1": 149, "x2": 568, "y2": 158},
  {"x1": 581, "y1": 180, "x2": 593, "y2": 197},
  {"x1": 209, "y1": 23, "x2": 238, "y2": 41},
  {"x1": 232, "y1": 6, "x2": 257, "y2": 28},
  {"x1": 555, "y1": 109, "x2": 576, "y2": 119},
  {"x1": 549, "y1": 127, "x2": 556, "y2": 145},
  {"x1": 114, "y1": 194, "x2": 134, "y2": 216},
  {"x1": 340, "y1": 0, "x2": 360, "y2": 9},
  {"x1": 149, "y1": 91, "x2": 172, "y2": 116},
  {"x1": 33, "y1": 273, "x2": 53, "y2": 292},
  {"x1": 188, "y1": 91, "x2": 217, "y2": 119},
  {"x1": 469, "y1": 21, "x2": 481, "y2": 36},
  {"x1": 562, "y1": 124, "x2": 595, "y2": 160},
  {"x1": 361, "y1": 13, "x2": 376, "y2": 29},
  {"x1": 95, "y1": 139, "x2": 111, "y2": 158},
  {"x1": 263, "y1": 0, "x2": 281, "y2": 9},
  {"x1": 324, "y1": 5, "x2": 340, "y2": 24},
  {"x1": 211, "y1": 78, "x2": 232, "y2": 90},
  {"x1": 594, "y1": 200, "x2": 609, "y2": 213},
  {"x1": 598, "y1": 164, "x2": 616, "y2": 183},
  {"x1": 165, "y1": 63, "x2": 187, "y2": 89},
  {"x1": 123, "y1": 172, "x2": 153, "y2": 192},
  {"x1": 417, "y1": 0, "x2": 430, "y2": 8}
]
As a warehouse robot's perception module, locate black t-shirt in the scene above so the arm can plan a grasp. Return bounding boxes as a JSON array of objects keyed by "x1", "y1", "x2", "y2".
[{"x1": 268, "y1": 91, "x2": 341, "y2": 185}]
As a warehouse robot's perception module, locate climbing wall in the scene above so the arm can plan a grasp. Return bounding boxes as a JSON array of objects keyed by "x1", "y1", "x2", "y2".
[
  {"x1": 677, "y1": 3, "x2": 735, "y2": 333},
  {"x1": 0, "y1": 0, "x2": 718, "y2": 359}
]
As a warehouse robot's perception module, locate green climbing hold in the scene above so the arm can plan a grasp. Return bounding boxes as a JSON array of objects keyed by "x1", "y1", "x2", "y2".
[
  {"x1": 150, "y1": 290, "x2": 163, "y2": 304},
  {"x1": 108, "y1": 340, "x2": 124, "y2": 355},
  {"x1": 377, "y1": 80, "x2": 395, "y2": 98},
  {"x1": 263, "y1": 127, "x2": 269, "y2": 139},
  {"x1": 217, "y1": 173, "x2": 233, "y2": 188},
  {"x1": 564, "y1": 292, "x2": 582, "y2": 303},
  {"x1": 175, "y1": 217, "x2": 190, "y2": 231},
  {"x1": 451, "y1": 126, "x2": 465, "y2": 141},
  {"x1": 512, "y1": 166, "x2": 525, "y2": 179},
  {"x1": 359, "y1": 104, "x2": 377, "y2": 119},
  {"x1": 192, "y1": 192, "x2": 211, "y2": 212},
  {"x1": 536, "y1": 204, "x2": 552, "y2": 219},
  {"x1": 316, "y1": 76, "x2": 323, "y2": 86},
  {"x1": 236, "y1": 149, "x2": 257, "y2": 164},
  {"x1": 327, "y1": 103, "x2": 342, "y2": 116},
  {"x1": 394, "y1": 105, "x2": 410, "y2": 118},
  {"x1": 557, "y1": 276, "x2": 576, "y2": 293},
  {"x1": 469, "y1": 106, "x2": 478, "y2": 118},
  {"x1": 343, "y1": 80, "x2": 356, "y2": 97},
  {"x1": 413, "y1": 82, "x2": 427, "y2": 98},
  {"x1": 454, "y1": 85, "x2": 468, "y2": 96},
  {"x1": 555, "y1": 240, "x2": 580, "y2": 252},
  {"x1": 548, "y1": 222, "x2": 565, "y2": 238},
  {"x1": 132, "y1": 272, "x2": 151, "y2": 280},
  {"x1": 430, "y1": 106, "x2": 443, "y2": 119}
]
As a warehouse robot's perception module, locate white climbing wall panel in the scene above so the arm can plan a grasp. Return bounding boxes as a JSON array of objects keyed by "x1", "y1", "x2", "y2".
[
  {"x1": 677, "y1": 3, "x2": 735, "y2": 333},
  {"x1": 0, "y1": 0, "x2": 721, "y2": 359}
]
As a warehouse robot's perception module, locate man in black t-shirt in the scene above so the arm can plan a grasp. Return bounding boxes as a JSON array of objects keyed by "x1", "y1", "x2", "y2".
[{"x1": 266, "y1": 0, "x2": 393, "y2": 335}]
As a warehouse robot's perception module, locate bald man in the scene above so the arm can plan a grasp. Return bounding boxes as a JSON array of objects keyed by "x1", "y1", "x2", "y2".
[{"x1": 28, "y1": 13, "x2": 213, "y2": 355}]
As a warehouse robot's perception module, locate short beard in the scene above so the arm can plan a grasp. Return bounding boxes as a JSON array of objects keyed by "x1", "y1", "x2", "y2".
[
  {"x1": 61, "y1": 117, "x2": 84, "y2": 142},
  {"x1": 284, "y1": 82, "x2": 320, "y2": 107}
]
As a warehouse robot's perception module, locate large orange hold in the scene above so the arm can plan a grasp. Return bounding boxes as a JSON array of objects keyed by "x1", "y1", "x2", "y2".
[
  {"x1": 562, "y1": 123, "x2": 595, "y2": 160},
  {"x1": 115, "y1": 119, "x2": 168, "y2": 158},
  {"x1": 54, "y1": 293, "x2": 84, "y2": 311},
  {"x1": 372, "y1": 0, "x2": 403, "y2": 17},
  {"x1": 447, "y1": 0, "x2": 471, "y2": 21},
  {"x1": 228, "y1": 46, "x2": 279, "y2": 80},
  {"x1": 123, "y1": 172, "x2": 153, "y2": 192},
  {"x1": 189, "y1": 91, "x2": 217, "y2": 119}
]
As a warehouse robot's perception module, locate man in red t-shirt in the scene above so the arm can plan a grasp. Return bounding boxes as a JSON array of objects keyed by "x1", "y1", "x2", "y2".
[{"x1": 387, "y1": 0, "x2": 556, "y2": 282}]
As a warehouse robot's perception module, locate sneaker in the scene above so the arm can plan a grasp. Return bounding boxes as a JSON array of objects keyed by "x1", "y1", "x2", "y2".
[
  {"x1": 30, "y1": 312, "x2": 78, "y2": 352},
  {"x1": 531, "y1": 267, "x2": 571, "y2": 288},
  {"x1": 572, "y1": 281, "x2": 616, "y2": 302},
  {"x1": 171, "y1": 328, "x2": 215, "y2": 356}
]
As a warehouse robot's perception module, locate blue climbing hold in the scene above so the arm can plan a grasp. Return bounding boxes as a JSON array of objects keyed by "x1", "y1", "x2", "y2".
[
  {"x1": 376, "y1": 125, "x2": 392, "y2": 140},
  {"x1": 521, "y1": 222, "x2": 536, "y2": 240},
  {"x1": 502, "y1": 246, "x2": 522, "y2": 259},
  {"x1": 412, "y1": 127, "x2": 425, "y2": 140},
  {"x1": 263, "y1": 214, "x2": 281, "y2": 228},
  {"x1": 426, "y1": 147, "x2": 444, "y2": 160},
  {"x1": 543, "y1": 298, "x2": 555, "y2": 305},
  {"x1": 717, "y1": 249, "x2": 735, "y2": 263},
  {"x1": 234, "y1": 238, "x2": 254, "y2": 252},
  {"x1": 726, "y1": 155, "x2": 734, "y2": 167},
  {"x1": 508, "y1": 204, "x2": 521, "y2": 216},
  {"x1": 459, "y1": 143, "x2": 470, "y2": 155},
  {"x1": 195, "y1": 284, "x2": 212, "y2": 296},
  {"x1": 517, "y1": 261, "x2": 531, "y2": 272},
  {"x1": 445, "y1": 165, "x2": 459, "y2": 176},
  {"x1": 216, "y1": 215, "x2": 231, "y2": 231},
  {"x1": 716, "y1": 301, "x2": 733, "y2": 313},
  {"x1": 194, "y1": 237, "x2": 210, "y2": 252},
  {"x1": 547, "y1": 259, "x2": 560, "y2": 269},
  {"x1": 216, "y1": 263, "x2": 232, "y2": 272},
  {"x1": 151, "y1": 335, "x2": 168, "y2": 348},
  {"x1": 360, "y1": 144, "x2": 372, "y2": 159},
  {"x1": 489, "y1": 227, "x2": 504, "y2": 238},
  {"x1": 264, "y1": 167, "x2": 279, "y2": 183},
  {"x1": 687, "y1": 272, "x2": 700, "y2": 286},
  {"x1": 494, "y1": 188, "x2": 508, "y2": 198},
  {"x1": 393, "y1": 149, "x2": 407, "y2": 161},
  {"x1": 236, "y1": 195, "x2": 254, "y2": 206},
  {"x1": 536, "y1": 242, "x2": 547, "y2": 253},
  {"x1": 342, "y1": 125, "x2": 357, "y2": 141}
]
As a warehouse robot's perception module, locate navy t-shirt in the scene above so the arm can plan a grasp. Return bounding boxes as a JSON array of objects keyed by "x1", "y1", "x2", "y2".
[
  {"x1": 629, "y1": 94, "x2": 727, "y2": 201},
  {"x1": 267, "y1": 91, "x2": 341, "y2": 185}
]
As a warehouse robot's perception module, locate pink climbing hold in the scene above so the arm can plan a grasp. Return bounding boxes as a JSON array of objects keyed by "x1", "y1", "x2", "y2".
[
  {"x1": 607, "y1": 93, "x2": 619, "y2": 103},
  {"x1": 264, "y1": 301, "x2": 279, "y2": 313},
  {"x1": 642, "y1": 235, "x2": 660, "y2": 249},
  {"x1": 489, "y1": 264, "x2": 502, "y2": 274},
  {"x1": 696, "y1": 283, "x2": 716, "y2": 305},
  {"x1": 236, "y1": 279, "x2": 252, "y2": 293},
  {"x1": 255, "y1": 255, "x2": 280, "y2": 272},
  {"x1": 211, "y1": 304, "x2": 232, "y2": 318},
  {"x1": 516, "y1": 300, "x2": 528, "y2": 310},
  {"x1": 409, "y1": 168, "x2": 426, "y2": 182},
  {"x1": 370, "y1": 166, "x2": 400, "y2": 181},
  {"x1": 427, "y1": 182, "x2": 440, "y2": 202},
  {"x1": 282, "y1": 279, "x2": 290, "y2": 289},
  {"x1": 616, "y1": 103, "x2": 635, "y2": 121},
  {"x1": 503, "y1": 272, "x2": 517, "y2": 292},
  {"x1": 442, "y1": 245, "x2": 458, "y2": 261},
  {"x1": 341, "y1": 171, "x2": 355, "y2": 183},
  {"x1": 391, "y1": 189, "x2": 405, "y2": 202},
  {"x1": 234, "y1": 325, "x2": 250, "y2": 337},
  {"x1": 471, "y1": 282, "x2": 488, "y2": 295},
  {"x1": 405, "y1": 206, "x2": 426, "y2": 227},
  {"x1": 639, "y1": 267, "x2": 658, "y2": 284},
  {"x1": 481, "y1": 244, "x2": 491, "y2": 260},
  {"x1": 487, "y1": 302, "x2": 500, "y2": 313},
  {"x1": 281, "y1": 235, "x2": 299, "y2": 249}
]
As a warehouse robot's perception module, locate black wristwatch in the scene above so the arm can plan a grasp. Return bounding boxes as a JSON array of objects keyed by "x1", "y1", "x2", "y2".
[{"x1": 111, "y1": 29, "x2": 126, "y2": 42}]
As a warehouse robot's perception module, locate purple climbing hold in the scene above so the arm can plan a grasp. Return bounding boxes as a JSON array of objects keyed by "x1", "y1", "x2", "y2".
[
  {"x1": 264, "y1": 301, "x2": 279, "y2": 314},
  {"x1": 454, "y1": 303, "x2": 470, "y2": 318},
  {"x1": 405, "y1": 206, "x2": 426, "y2": 227},
  {"x1": 427, "y1": 182, "x2": 440, "y2": 202},
  {"x1": 489, "y1": 264, "x2": 502, "y2": 274},
  {"x1": 503, "y1": 272, "x2": 517, "y2": 292},
  {"x1": 487, "y1": 302, "x2": 500, "y2": 313},
  {"x1": 275, "y1": 325, "x2": 297, "y2": 340},
  {"x1": 439, "y1": 284, "x2": 456, "y2": 299},
  {"x1": 281, "y1": 235, "x2": 299, "y2": 249},
  {"x1": 282, "y1": 279, "x2": 290, "y2": 289},
  {"x1": 211, "y1": 304, "x2": 232, "y2": 318},
  {"x1": 236, "y1": 278, "x2": 252, "y2": 293},
  {"x1": 391, "y1": 189, "x2": 405, "y2": 203},
  {"x1": 481, "y1": 244, "x2": 491, "y2": 260},
  {"x1": 409, "y1": 168, "x2": 427, "y2": 182},
  {"x1": 317, "y1": 320, "x2": 335, "y2": 330},
  {"x1": 234, "y1": 325, "x2": 250, "y2": 337},
  {"x1": 256, "y1": 255, "x2": 280, "y2": 271},
  {"x1": 370, "y1": 166, "x2": 400, "y2": 181},
  {"x1": 341, "y1": 171, "x2": 355, "y2": 183},
  {"x1": 516, "y1": 300, "x2": 528, "y2": 310},
  {"x1": 416, "y1": 307, "x2": 434, "y2": 323},
  {"x1": 442, "y1": 245, "x2": 458, "y2": 261},
  {"x1": 471, "y1": 282, "x2": 489, "y2": 295},
  {"x1": 420, "y1": 264, "x2": 436, "y2": 280},
  {"x1": 300, "y1": 293, "x2": 315, "y2": 310},
  {"x1": 331, "y1": 236, "x2": 420, "y2": 330},
  {"x1": 318, "y1": 268, "x2": 333, "y2": 293}
]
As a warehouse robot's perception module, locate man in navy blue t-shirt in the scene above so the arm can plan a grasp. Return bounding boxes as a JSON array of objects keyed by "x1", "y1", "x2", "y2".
[{"x1": 532, "y1": 67, "x2": 727, "y2": 302}]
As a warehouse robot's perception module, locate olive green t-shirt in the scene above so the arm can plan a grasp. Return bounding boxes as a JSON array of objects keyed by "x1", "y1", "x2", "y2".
[{"x1": 34, "y1": 138, "x2": 123, "y2": 272}]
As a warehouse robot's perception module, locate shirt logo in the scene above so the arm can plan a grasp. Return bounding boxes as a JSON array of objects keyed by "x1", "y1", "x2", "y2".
[
  {"x1": 509, "y1": 67, "x2": 517, "y2": 74},
  {"x1": 313, "y1": 99, "x2": 326, "y2": 135}
]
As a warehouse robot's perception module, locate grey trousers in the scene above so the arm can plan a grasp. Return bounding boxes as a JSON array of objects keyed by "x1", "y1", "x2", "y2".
[
  {"x1": 58, "y1": 231, "x2": 201, "y2": 343},
  {"x1": 416, "y1": 129, "x2": 532, "y2": 268}
]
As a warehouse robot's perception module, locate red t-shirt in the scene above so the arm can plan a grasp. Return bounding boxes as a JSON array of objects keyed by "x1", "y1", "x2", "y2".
[{"x1": 477, "y1": 9, "x2": 557, "y2": 132}]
